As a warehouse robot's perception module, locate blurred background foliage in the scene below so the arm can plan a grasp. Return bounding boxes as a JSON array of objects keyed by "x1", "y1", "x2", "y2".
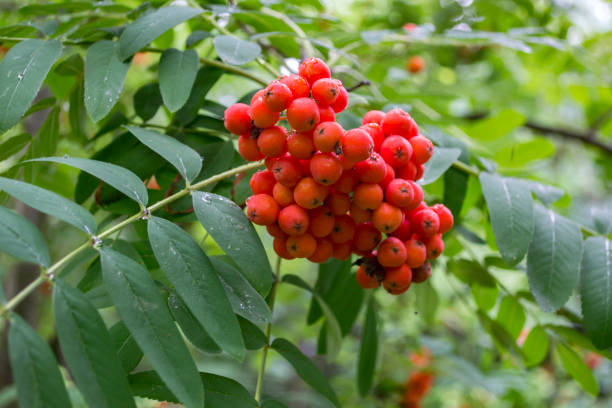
[{"x1": 0, "y1": 0, "x2": 611, "y2": 407}]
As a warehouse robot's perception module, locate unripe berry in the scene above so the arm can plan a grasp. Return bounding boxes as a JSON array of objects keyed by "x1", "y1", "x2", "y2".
[
  {"x1": 377, "y1": 237, "x2": 407, "y2": 267},
  {"x1": 404, "y1": 239, "x2": 427, "y2": 268},
  {"x1": 287, "y1": 130, "x2": 316, "y2": 159},
  {"x1": 286, "y1": 233, "x2": 317, "y2": 258},
  {"x1": 380, "y1": 135, "x2": 413, "y2": 168},
  {"x1": 353, "y1": 183, "x2": 383, "y2": 210},
  {"x1": 287, "y1": 97, "x2": 320, "y2": 132},
  {"x1": 272, "y1": 182, "x2": 294, "y2": 207},
  {"x1": 280, "y1": 74, "x2": 310, "y2": 99},
  {"x1": 308, "y1": 206, "x2": 335, "y2": 237},
  {"x1": 257, "y1": 126, "x2": 287, "y2": 157},
  {"x1": 425, "y1": 233, "x2": 444, "y2": 260},
  {"x1": 313, "y1": 121, "x2": 344, "y2": 153},
  {"x1": 246, "y1": 194, "x2": 279, "y2": 226},
  {"x1": 372, "y1": 202, "x2": 403, "y2": 234},
  {"x1": 293, "y1": 177, "x2": 328, "y2": 209},
  {"x1": 271, "y1": 155, "x2": 303, "y2": 187},
  {"x1": 307, "y1": 238, "x2": 333, "y2": 263},
  {"x1": 250, "y1": 97, "x2": 280, "y2": 128},
  {"x1": 263, "y1": 80, "x2": 293, "y2": 112},
  {"x1": 311, "y1": 78, "x2": 339, "y2": 107},
  {"x1": 341, "y1": 129, "x2": 374, "y2": 162},
  {"x1": 381, "y1": 108, "x2": 418, "y2": 138},
  {"x1": 353, "y1": 222, "x2": 382, "y2": 252},
  {"x1": 330, "y1": 81, "x2": 348, "y2": 113},
  {"x1": 330, "y1": 214, "x2": 356, "y2": 243},
  {"x1": 278, "y1": 204, "x2": 309, "y2": 236},
  {"x1": 362, "y1": 110, "x2": 385, "y2": 125},
  {"x1": 410, "y1": 135, "x2": 434, "y2": 164},
  {"x1": 298, "y1": 57, "x2": 331, "y2": 85},
  {"x1": 354, "y1": 152, "x2": 387, "y2": 183},
  {"x1": 224, "y1": 103, "x2": 252, "y2": 135},
  {"x1": 356, "y1": 265, "x2": 380, "y2": 289},
  {"x1": 411, "y1": 261, "x2": 431, "y2": 283},
  {"x1": 432, "y1": 203, "x2": 454, "y2": 233},
  {"x1": 310, "y1": 152, "x2": 343, "y2": 185},
  {"x1": 238, "y1": 135, "x2": 264, "y2": 161},
  {"x1": 411, "y1": 208, "x2": 440, "y2": 238},
  {"x1": 249, "y1": 170, "x2": 276, "y2": 195},
  {"x1": 382, "y1": 264, "x2": 412, "y2": 292},
  {"x1": 385, "y1": 178, "x2": 414, "y2": 208}
]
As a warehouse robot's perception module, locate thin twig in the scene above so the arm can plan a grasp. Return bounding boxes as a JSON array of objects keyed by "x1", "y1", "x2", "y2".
[{"x1": 346, "y1": 80, "x2": 371, "y2": 92}]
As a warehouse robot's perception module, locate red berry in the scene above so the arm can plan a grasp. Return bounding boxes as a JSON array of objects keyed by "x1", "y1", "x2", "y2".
[
  {"x1": 425, "y1": 233, "x2": 444, "y2": 259},
  {"x1": 415, "y1": 163, "x2": 425, "y2": 180},
  {"x1": 273, "y1": 236, "x2": 295, "y2": 259},
  {"x1": 350, "y1": 202, "x2": 372, "y2": 224},
  {"x1": 411, "y1": 208, "x2": 440, "y2": 238},
  {"x1": 313, "y1": 121, "x2": 344, "y2": 153},
  {"x1": 272, "y1": 182, "x2": 294, "y2": 207},
  {"x1": 362, "y1": 110, "x2": 385, "y2": 125},
  {"x1": 224, "y1": 103, "x2": 252, "y2": 135},
  {"x1": 298, "y1": 57, "x2": 331, "y2": 85},
  {"x1": 308, "y1": 238, "x2": 333, "y2": 263},
  {"x1": 380, "y1": 135, "x2": 413, "y2": 168},
  {"x1": 333, "y1": 169, "x2": 357, "y2": 194},
  {"x1": 341, "y1": 128, "x2": 374, "y2": 162},
  {"x1": 385, "y1": 178, "x2": 414, "y2": 208},
  {"x1": 353, "y1": 222, "x2": 382, "y2": 252},
  {"x1": 382, "y1": 264, "x2": 412, "y2": 292},
  {"x1": 408, "y1": 182, "x2": 424, "y2": 210},
  {"x1": 293, "y1": 177, "x2": 328, "y2": 209},
  {"x1": 360, "y1": 123, "x2": 385, "y2": 152},
  {"x1": 354, "y1": 152, "x2": 387, "y2": 183},
  {"x1": 372, "y1": 202, "x2": 403, "y2": 233},
  {"x1": 328, "y1": 191, "x2": 351, "y2": 215},
  {"x1": 380, "y1": 108, "x2": 417, "y2": 138},
  {"x1": 278, "y1": 204, "x2": 309, "y2": 235},
  {"x1": 280, "y1": 74, "x2": 310, "y2": 99},
  {"x1": 407, "y1": 56, "x2": 425, "y2": 74},
  {"x1": 263, "y1": 80, "x2": 293, "y2": 112},
  {"x1": 247, "y1": 194, "x2": 279, "y2": 226},
  {"x1": 330, "y1": 214, "x2": 356, "y2": 243},
  {"x1": 308, "y1": 206, "x2": 335, "y2": 237},
  {"x1": 404, "y1": 239, "x2": 427, "y2": 268},
  {"x1": 396, "y1": 161, "x2": 417, "y2": 180},
  {"x1": 257, "y1": 125, "x2": 287, "y2": 157},
  {"x1": 412, "y1": 261, "x2": 431, "y2": 283},
  {"x1": 330, "y1": 81, "x2": 348, "y2": 113},
  {"x1": 250, "y1": 96, "x2": 280, "y2": 128},
  {"x1": 249, "y1": 170, "x2": 276, "y2": 195},
  {"x1": 286, "y1": 233, "x2": 317, "y2": 258},
  {"x1": 333, "y1": 242, "x2": 352, "y2": 260},
  {"x1": 271, "y1": 155, "x2": 303, "y2": 187},
  {"x1": 311, "y1": 78, "x2": 339, "y2": 107},
  {"x1": 310, "y1": 152, "x2": 343, "y2": 185},
  {"x1": 287, "y1": 97, "x2": 320, "y2": 132},
  {"x1": 238, "y1": 135, "x2": 263, "y2": 161},
  {"x1": 380, "y1": 163, "x2": 395, "y2": 190},
  {"x1": 318, "y1": 105, "x2": 336, "y2": 123},
  {"x1": 266, "y1": 223, "x2": 286, "y2": 238},
  {"x1": 432, "y1": 203, "x2": 454, "y2": 233},
  {"x1": 410, "y1": 136, "x2": 434, "y2": 164},
  {"x1": 287, "y1": 130, "x2": 316, "y2": 159},
  {"x1": 377, "y1": 237, "x2": 407, "y2": 267},
  {"x1": 356, "y1": 265, "x2": 380, "y2": 289},
  {"x1": 390, "y1": 216, "x2": 412, "y2": 241}
]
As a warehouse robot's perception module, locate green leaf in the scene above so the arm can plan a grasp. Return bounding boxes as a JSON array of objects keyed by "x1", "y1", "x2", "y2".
[
  {"x1": 31, "y1": 106, "x2": 60, "y2": 158},
  {"x1": 0, "y1": 133, "x2": 31, "y2": 161},
  {"x1": 521, "y1": 325, "x2": 549, "y2": 367},
  {"x1": 580, "y1": 237, "x2": 612, "y2": 349},
  {"x1": 133, "y1": 83, "x2": 162, "y2": 121},
  {"x1": 472, "y1": 283, "x2": 498, "y2": 311},
  {"x1": 24, "y1": 96, "x2": 56, "y2": 117},
  {"x1": 468, "y1": 109, "x2": 525, "y2": 141},
  {"x1": 0, "y1": 39, "x2": 62, "y2": 134},
  {"x1": 168, "y1": 291, "x2": 222, "y2": 354},
  {"x1": 495, "y1": 138, "x2": 555, "y2": 168},
  {"x1": 69, "y1": 78, "x2": 87, "y2": 142},
  {"x1": 447, "y1": 259, "x2": 495, "y2": 287},
  {"x1": 549, "y1": 325, "x2": 612, "y2": 360},
  {"x1": 261, "y1": 400, "x2": 289, "y2": 408},
  {"x1": 271, "y1": 338, "x2": 340, "y2": 407},
  {"x1": 201, "y1": 373, "x2": 258, "y2": 407},
  {"x1": 175, "y1": 66, "x2": 223, "y2": 125},
  {"x1": 0, "y1": 177, "x2": 96, "y2": 234},
  {"x1": 99, "y1": 247, "x2": 204, "y2": 408},
  {"x1": 192, "y1": 191, "x2": 273, "y2": 296},
  {"x1": 53, "y1": 280, "x2": 135, "y2": 408},
  {"x1": 109, "y1": 321, "x2": 143, "y2": 374},
  {"x1": 520, "y1": 180, "x2": 564, "y2": 206},
  {"x1": 480, "y1": 173, "x2": 534, "y2": 266},
  {"x1": 125, "y1": 126, "x2": 202, "y2": 183},
  {"x1": 8, "y1": 314, "x2": 72, "y2": 408},
  {"x1": 357, "y1": 297, "x2": 378, "y2": 397},
  {"x1": 119, "y1": 6, "x2": 203, "y2": 60},
  {"x1": 213, "y1": 35, "x2": 261, "y2": 65},
  {"x1": 527, "y1": 205, "x2": 582, "y2": 312},
  {"x1": 55, "y1": 54, "x2": 84, "y2": 76},
  {"x1": 420, "y1": 147, "x2": 461, "y2": 185},
  {"x1": 496, "y1": 295, "x2": 525, "y2": 339},
  {"x1": 0, "y1": 206, "x2": 50, "y2": 267},
  {"x1": 186, "y1": 30, "x2": 212, "y2": 48},
  {"x1": 238, "y1": 316, "x2": 267, "y2": 350},
  {"x1": 159, "y1": 48, "x2": 199, "y2": 112},
  {"x1": 282, "y1": 274, "x2": 343, "y2": 359},
  {"x1": 85, "y1": 41, "x2": 131, "y2": 122},
  {"x1": 414, "y1": 279, "x2": 439, "y2": 323},
  {"x1": 210, "y1": 257, "x2": 271, "y2": 323},
  {"x1": 29, "y1": 156, "x2": 148, "y2": 205},
  {"x1": 148, "y1": 217, "x2": 244, "y2": 360},
  {"x1": 128, "y1": 371, "x2": 178, "y2": 404},
  {"x1": 556, "y1": 343, "x2": 598, "y2": 396}
]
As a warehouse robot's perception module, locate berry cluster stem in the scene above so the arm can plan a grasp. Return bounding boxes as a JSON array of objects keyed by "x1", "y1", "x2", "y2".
[
  {"x1": 254, "y1": 255, "x2": 282, "y2": 402},
  {"x1": 0, "y1": 160, "x2": 265, "y2": 317}
]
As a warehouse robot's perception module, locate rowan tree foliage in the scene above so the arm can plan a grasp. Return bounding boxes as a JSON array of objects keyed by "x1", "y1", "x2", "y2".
[{"x1": 0, "y1": 1, "x2": 611, "y2": 407}]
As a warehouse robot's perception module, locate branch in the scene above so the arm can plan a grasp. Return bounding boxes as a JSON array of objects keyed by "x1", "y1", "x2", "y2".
[
  {"x1": 524, "y1": 121, "x2": 612, "y2": 155},
  {"x1": 346, "y1": 80, "x2": 371, "y2": 92}
]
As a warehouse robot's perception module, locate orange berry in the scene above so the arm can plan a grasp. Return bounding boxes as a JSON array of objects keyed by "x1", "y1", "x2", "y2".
[
  {"x1": 362, "y1": 110, "x2": 385, "y2": 125},
  {"x1": 238, "y1": 135, "x2": 264, "y2": 161},
  {"x1": 310, "y1": 152, "x2": 343, "y2": 185},
  {"x1": 293, "y1": 177, "x2": 328, "y2": 209},
  {"x1": 271, "y1": 156, "x2": 303, "y2": 187},
  {"x1": 273, "y1": 236, "x2": 295, "y2": 260},
  {"x1": 287, "y1": 97, "x2": 320, "y2": 132},
  {"x1": 298, "y1": 57, "x2": 331, "y2": 85},
  {"x1": 266, "y1": 223, "x2": 286, "y2": 239},
  {"x1": 372, "y1": 203, "x2": 403, "y2": 233},
  {"x1": 410, "y1": 135, "x2": 434, "y2": 164},
  {"x1": 257, "y1": 126, "x2": 287, "y2": 157},
  {"x1": 308, "y1": 206, "x2": 335, "y2": 237},
  {"x1": 286, "y1": 233, "x2": 317, "y2": 258},
  {"x1": 404, "y1": 238, "x2": 427, "y2": 268},
  {"x1": 311, "y1": 78, "x2": 339, "y2": 107},
  {"x1": 353, "y1": 222, "x2": 382, "y2": 252},
  {"x1": 377, "y1": 237, "x2": 407, "y2": 267},
  {"x1": 332, "y1": 242, "x2": 352, "y2": 260},
  {"x1": 332, "y1": 169, "x2": 357, "y2": 194},
  {"x1": 407, "y1": 55, "x2": 425, "y2": 74},
  {"x1": 382, "y1": 264, "x2": 412, "y2": 292},
  {"x1": 249, "y1": 170, "x2": 276, "y2": 195},
  {"x1": 224, "y1": 103, "x2": 252, "y2": 135},
  {"x1": 380, "y1": 108, "x2": 418, "y2": 138},
  {"x1": 263, "y1": 80, "x2": 293, "y2": 112},
  {"x1": 287, "y1": 130, "x2": 316, "y2": 159},
  {"x1": 341, "y1": 128, "x2": 373, "y2": 162},
  {"x1": 246, "y1": 194, "x2": 279, "y2": 226},
  {"x1": 272, "y1": 182, "x2": 294, "y2": 207},
  {"x1": 250, "y1": 96, "x2": 281, "y2": 128},
  {"x1": 313, "y1": 121, "x2": 344, "y2": 153},
  {"x1": 278, "y1": 204, "x2": 309, "y2": 236},
  {"x1": 307, "y1": 238, "x2": 333, "y2": 263},
  {"x1": 280, "y1": 74, "x2": 310, "y2": 99},
  {"x1": 350, "y1": 203, "x2": 372, "y2": 224},
  {"x1": 328, "y1": 191, "x2": 350, "y2": 215},
  {"x1": 353, "y1": 183, "x2": 383, "y2": 210},
  {"x1": 425, "y1": 233, "x2": 444, "y2": 260},
  {"x1": 356, "y1": 265, "x2": 380, "y2": 289},
  {"x1": 330, "y1": 79, "x2": 348, "y2": 113},
  {"x1": 330, "y1": 214, "x2": 356, "y2": 243}
]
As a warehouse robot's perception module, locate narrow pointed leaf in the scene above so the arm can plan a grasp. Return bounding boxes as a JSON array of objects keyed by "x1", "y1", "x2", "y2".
[
  {"x1": 420, "y1": 147, "x2": 461, "y2": 185},
  {"x1": 580, "y1": 237, "x2": 612, "y2": 349},
  {"x1": 0, "y1": 206, "x2": 50, "y2": 267},
  {"x1": 175, "y1": 66, "x2": 223, "y2": 125},
  {"x1": 159, "y1": 48, "x2": 199, "y2": 112},
  {"x1": 0, "y1": 39, "x2": 62, "y2": 134},
  {"x1": 109, "y1": 321, "x2": 143, "y2": 374},
  {"x1": 210, "y1": 257, "x2": 271, "y2": 323},
  {"x1": 557, "y1": 343, "x2": 598, "y2": 396},
  {"x1": 119, "y1": 6, "x2": 203, "y2": 59},
  {"x1": 192, "y1": 191, "x2": 273, "y2": 295},
  {"x1": 8, "y1": 314, "x2": 72, "y2": 408},
  {"x1": 271, "y1": 338, "x2": 340, "y2": 407},
  {"x1": 53, "y1": 280, "x2": 135, "y2": 408},
  {"x1": 85, "y1": 41, "x2": 130, "y2": 122},
  {"x1": 125, "y1": 126, "x2": 202, "y2": 183},
  {"x1": 213, "y1": 35, "x2": 261, "y2": 65},
  {"x1": 0, "y1": 177, "x2": 96, "y2": 234},
  {"x1": 168, "y1": 292, "x2": 222, "y2": 354},
  {"x1": 28, "y1": 156, "x2": 148, "y2": 205},
  {"x1": 99, "y1": 247, "x2": 204, "y2": 408},
  {"x1": 0, "y1": 133, "x2": 31, "y2": 161},
  {"x1": 357, "y1": 297, "x2": 378, "y2": 397},
  {"x1": 148, "y1": 216, "x2": 245, "y2": 361},
  {"x1": 527, "y1": 205, "x2": 582, "y2": 312},
  {"x1": 480, "y1": 173, "x2": 534, "y2": 266}
]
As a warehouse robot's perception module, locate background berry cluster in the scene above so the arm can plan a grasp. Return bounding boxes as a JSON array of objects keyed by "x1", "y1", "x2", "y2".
[{"x1": 224, "y1": 58, "x2": 453, "y2": 296}]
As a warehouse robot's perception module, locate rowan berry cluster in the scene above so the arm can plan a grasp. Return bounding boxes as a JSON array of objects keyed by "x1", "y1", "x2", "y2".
[{"x1": 223, "y1": 58, "x2": 453, "y2": 296}]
